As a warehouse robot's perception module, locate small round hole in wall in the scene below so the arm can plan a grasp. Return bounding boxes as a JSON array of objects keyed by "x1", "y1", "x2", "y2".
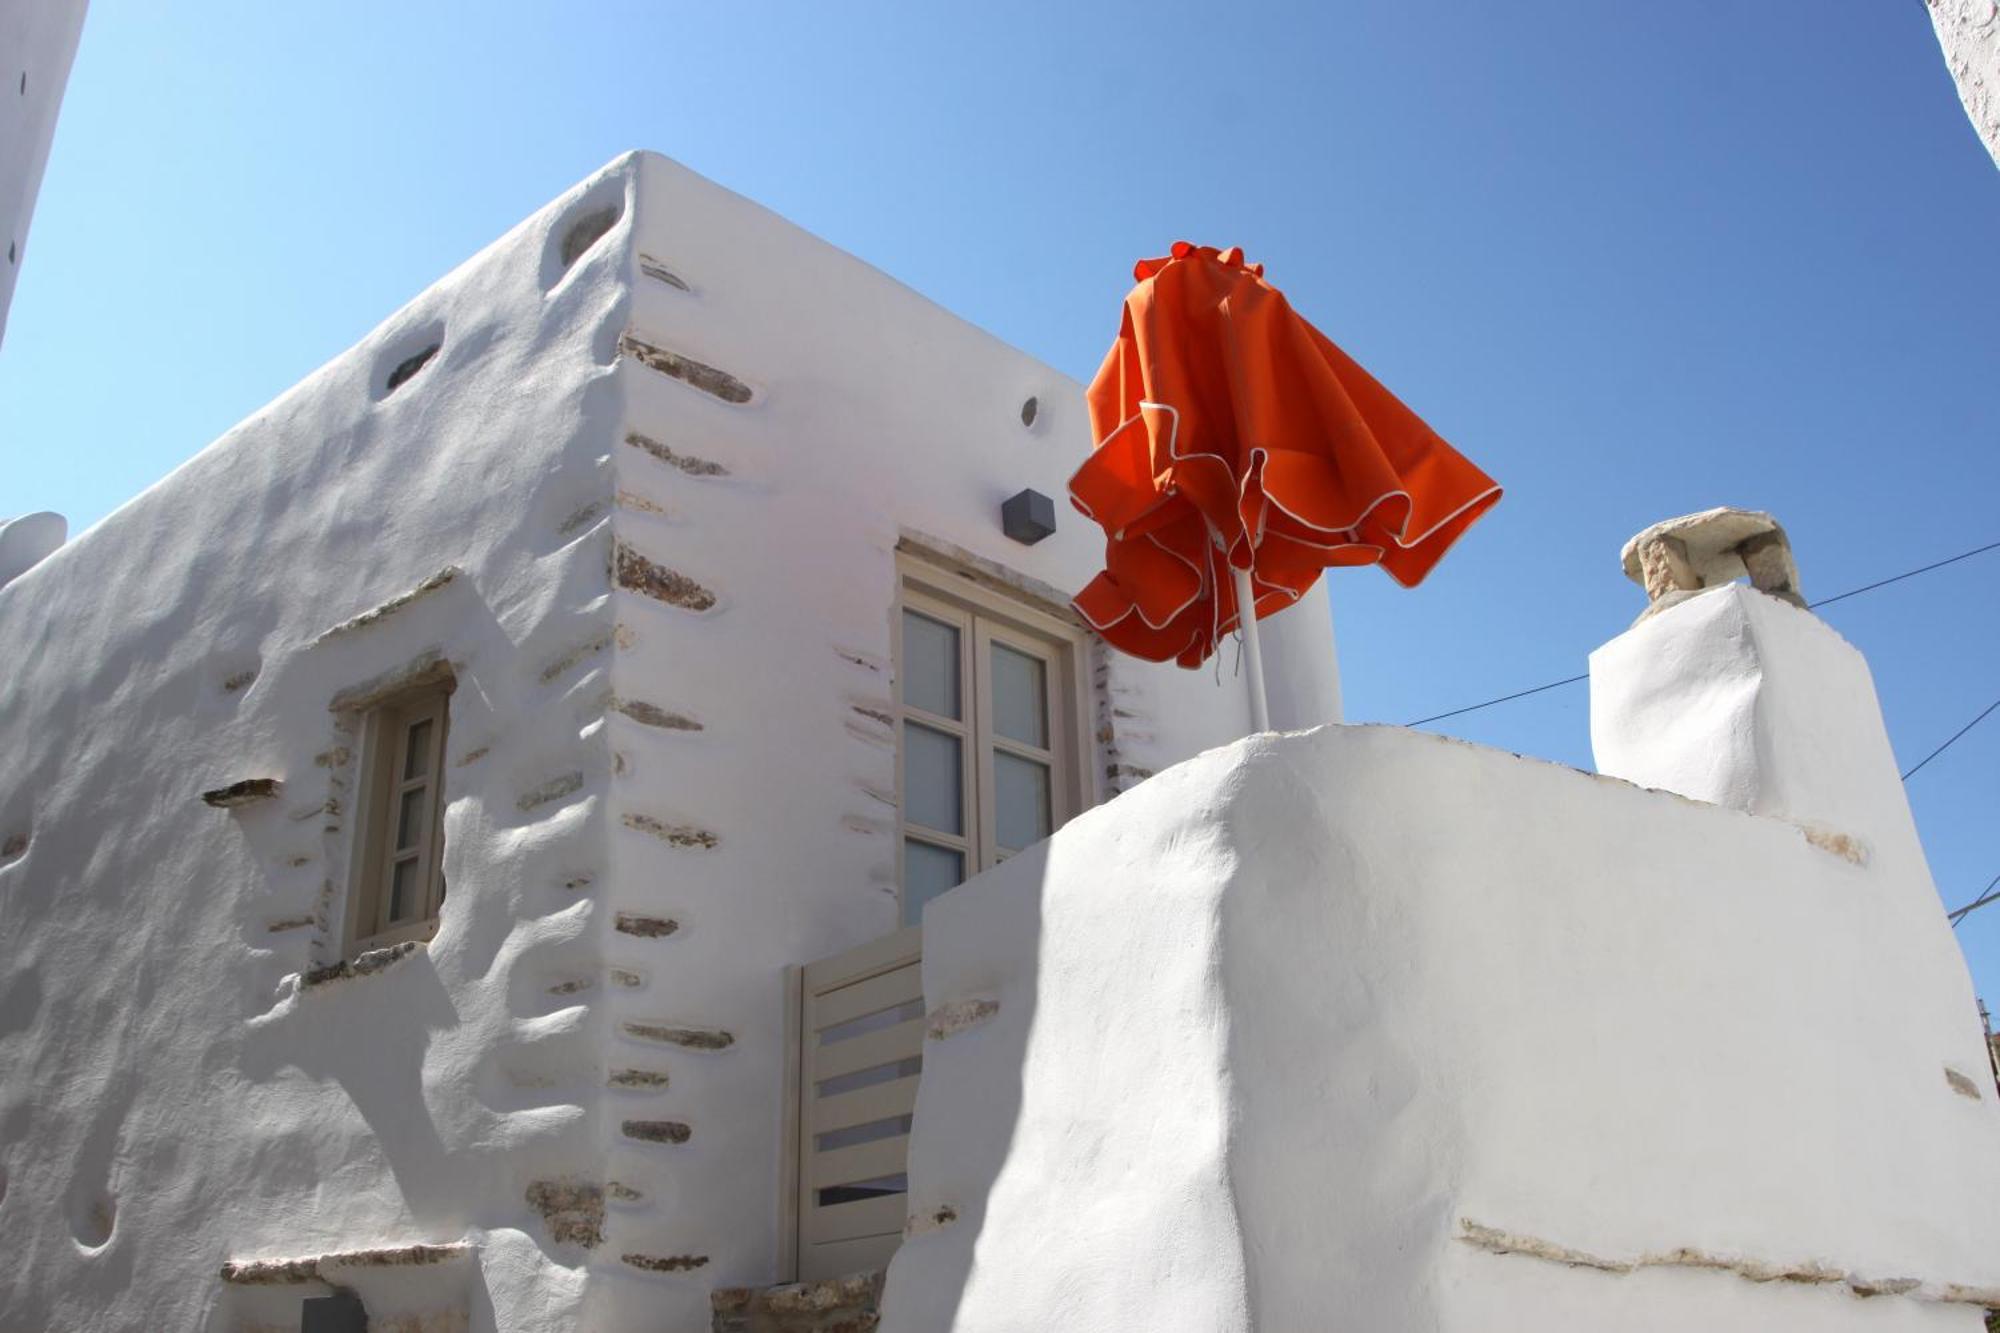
[
  {"x1": 384, "y1": 343, "x2": 440, "y2": 397},
  {"x1": 72, "y1": 1191, "x2": 115, "y2": 1249},
  {"x1": 1020, "y1": 396, "x2": 1039, "y2": 429},
  {"x1": 560, "y1": 205, "x2": 622, "y2": 271}
]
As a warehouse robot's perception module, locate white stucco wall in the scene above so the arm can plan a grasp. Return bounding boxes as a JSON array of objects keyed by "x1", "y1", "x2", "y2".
[
  {"x1": 1591, "y1": 584, "x2": 1928, "y2": 882},
  {"x1": 1927, "y1": 0, "x2": 2000, "y2": 170},
  {"x1": 584, "y1": 152, "x2": 1326, "y2": 1329},
  {"x1": 0, "y1": 0, "x2": 88, "y2": 346},
  {"x1": 0, "y1": 151, "x2": 1331, "y2": 1331},
  {"x1": 0, "y1": 152, "x2": 638, "y2": 1333},
  {"x1": 884, "y1": 715, "x2": 2000, "y2": 1329}
]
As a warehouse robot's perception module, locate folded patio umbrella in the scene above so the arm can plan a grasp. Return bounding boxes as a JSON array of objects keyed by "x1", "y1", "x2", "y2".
[{"x1": 1069, "y1": 242, "x2": 1502, "y2": 711}]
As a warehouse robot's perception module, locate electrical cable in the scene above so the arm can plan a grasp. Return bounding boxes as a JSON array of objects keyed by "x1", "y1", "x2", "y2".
[
  {"x1": 1901, "y1": 695, "x2": 2000, "y2": 782},
  {"x1": 1407, "y1": 675, "x2": 1589, "y2": 728},
  {"x1": 1404, "y1": 538, "x2": 1999, "y2": 728},
  {"x1": 1949, "y1": 871, "x2": 2000, "y2": 928}
]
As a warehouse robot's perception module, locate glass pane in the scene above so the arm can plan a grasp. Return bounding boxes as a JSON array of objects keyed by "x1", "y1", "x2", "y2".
[
  {"x1": 994, "y1": 751, "x2": 1051, "y2": 851},
  {"x1": 813, "y1": 1113, "x2": 915, "y2": 1154},
  {"x1": 817, "y1": 1173, "x2": 908, "y2": 1208},
  {"x1": 402, "y1": 718, "x2": 433, "y2": 780},
  {"x1": 903, "y1": 840, "x2": 964, "y2": 926},
  {"x1": 901, "y1": 611, "x2": 960, "y2": 719},
  {"x1": 902, "y1": 722, "x2": 962, "y2": 834},
  {"x1": 815, "y1": 1055, "x2": 922, "y2": 1100},
  {"x1": 389, "y1": 857, "x2": 421, "y2": 923},
  {"x1": 991, "y1": 643, "x2": 1048, "y2": 747},
  {"x1": 818, "y1": 998, "x2": 925, "y2": 1047},
  {"x1": 396, "y1": 786, "x2": 427, "y2": 851}
]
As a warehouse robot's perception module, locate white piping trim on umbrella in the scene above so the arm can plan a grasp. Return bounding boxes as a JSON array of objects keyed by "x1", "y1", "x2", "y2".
[
  {"x1": 1071, "y1": 395, "x2": 1500, "y2": 659},
  {"x1": 1076, "y1": 405, "x2": 1499, "y2": 556},
  {"x1": 1127, "y1": 530, "x2": 1207, "y2": 631},
  {"x1": 1066, "y1": 402, "x2": 1203, "y2": 538},
  {"x1": 1245, "y1": 444, "x2": 1503, "y2": 553}
]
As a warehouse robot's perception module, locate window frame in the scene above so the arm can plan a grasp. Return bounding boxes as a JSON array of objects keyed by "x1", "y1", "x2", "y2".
[
  {"x1": 892, "y1": 553, "x2": 1092, "y2": 926},
  {"x1": 344, "y1": 678, "x2": 453, "y2": 956}
]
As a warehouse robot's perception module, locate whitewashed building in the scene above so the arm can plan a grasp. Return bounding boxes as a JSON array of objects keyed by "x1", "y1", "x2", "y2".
[
  {"x1": 0, "y1": 0, "x2": 89, "y2": 346},
  {"x1": 1, "y1": 152, "x2": 1996, "y2": 1332}
]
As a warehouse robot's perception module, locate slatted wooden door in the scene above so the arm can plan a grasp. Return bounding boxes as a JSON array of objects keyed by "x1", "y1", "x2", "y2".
[{"x1": 794, "y1": 927, "x2": 924, "y2": 1281}]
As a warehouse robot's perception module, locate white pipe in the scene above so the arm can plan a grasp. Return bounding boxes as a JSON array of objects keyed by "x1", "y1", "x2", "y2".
[{"x1": 1232, "y1": 565, "x2": 1271, "y2": 733}]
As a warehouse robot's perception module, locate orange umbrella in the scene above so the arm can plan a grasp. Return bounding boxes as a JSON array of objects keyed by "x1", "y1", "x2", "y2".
[{"x1": 1068, "y1": 242, "x2": 1501, "y2": 724}]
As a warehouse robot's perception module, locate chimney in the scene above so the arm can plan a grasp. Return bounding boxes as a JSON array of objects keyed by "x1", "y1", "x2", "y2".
[
  {"x1": 0, "y1": 511, "x2": 66, "y2": 589},
  {"x1": 1588, "y1": 507, "x2": 1925, "y2": 878}
]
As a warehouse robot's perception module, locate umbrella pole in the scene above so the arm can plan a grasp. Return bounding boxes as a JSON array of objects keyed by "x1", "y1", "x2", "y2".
[{"x1": 1232, "y1": 565, "x2": 1272, "y2": 733}]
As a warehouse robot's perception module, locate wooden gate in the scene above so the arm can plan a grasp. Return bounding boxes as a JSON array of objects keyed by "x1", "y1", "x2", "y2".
[{"x1": 788, "y1": 927, "x2": 924, "y2": 1281}]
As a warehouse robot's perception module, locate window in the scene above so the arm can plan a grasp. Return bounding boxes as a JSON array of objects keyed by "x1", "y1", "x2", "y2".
[
  {"x1": 347, "y1": 679, "x2": 452, "y2": 954},
  {"x1": 895, "y1": 559, "x2": 1088, "y2": 926}
]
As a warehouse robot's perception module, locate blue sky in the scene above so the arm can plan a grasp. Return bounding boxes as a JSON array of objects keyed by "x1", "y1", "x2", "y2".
[{"x1": 6, "y1": 3, "x2": 1998, "y2": 994}]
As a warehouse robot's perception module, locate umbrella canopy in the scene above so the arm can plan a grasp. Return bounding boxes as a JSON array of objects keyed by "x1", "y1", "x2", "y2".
[{"x1": 1069, "y1": 242, "x2": 1502, "y2": 668}]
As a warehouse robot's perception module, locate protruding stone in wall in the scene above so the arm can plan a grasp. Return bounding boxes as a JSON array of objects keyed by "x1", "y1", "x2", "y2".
[
  {"x1": 558, "y1": 500, "x2": 606, "y2": 536},
  {"x1": 621, "y1": 812, "x2": 719, "y2": 849},
  {"x1": 517, "y1": 771, "x2": 585, "y2": 812},
  {"x1": 612, "y1": 698, "x2": 703, "y2": 731},
  {"x1": 330, "y1": 648, "x2": 455, "y2": 712},
  {"x1": 622, "y1": 1119, "x2": 691, "y2": 1145},
  {"x1": 614, "y1": 541, "x2": 717, "y2": 612},
  {"x1": 621, "y1": 1021, "x2": 733, "y2": 1051},
  {"x1": 638, "y1": 254, "x2": 692, "y2": 291},
  {"x1": 925, "y1": 998, "x2": 998, "y2": 1041},
  {"x1": 526, "y1": 1179, "x2": 605, "y2": 1248},
  {"x1": 624, "y1": 1252, "x2": 709, "y2": 1274},
  {"x1": 539, "y1": 632, "x2": 612, "y2": 685},
  {"x1": 615, "y1": 912, "x2": 680, "y2": 939},
  {"x1": 618, "y1": 332, "x2": 752, "y2": 404},
  {"x1": 1454, "y1": 1216, "x2": 2000, "y2": 1305},
  {"x1": 625, "y1": 430, "x2": 728, "y2": 478},
  {"x1": 904, "y1": 1203, "x2": 958, "y2": 1238},
  {"x1": 299, "y1": 940, "x2": 424, "y2": 990},
  {"x1": 219, "y1": 1242, "x2": 470, "y2": 1285},
  {"x1": 608, "y1": 1068, "x2": 670, "y2": 1089},
  {"x1": 201, "y1": 778, "x2": 283, "y2": 809},
  {"x1": 313, "y1": 566, "x2": 461, "y2": 643},
  {"x1": 711, "y1": 1270, "x2": 885, "y2": 1333}
]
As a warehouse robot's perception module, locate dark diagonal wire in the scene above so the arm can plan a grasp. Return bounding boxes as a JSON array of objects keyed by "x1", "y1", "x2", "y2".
[
  {"x1": 1404, "y1": 538, "x2": 1999, "y2": 728},
  {"x1": 1407, "y1": 674, "x2": 1590, "y2": 728},
  {"x1": 1949, "y1": 871, "x2": 2000, "y2": 928},
  {"x1": 1808, "y1": 539, "x2": 2000, "y2": 611},
  {"x1": 1901, "y1": 694, "x2": 2000, "y2": 782}
]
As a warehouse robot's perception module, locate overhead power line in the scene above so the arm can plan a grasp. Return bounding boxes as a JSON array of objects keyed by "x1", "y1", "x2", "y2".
[
  {"x1": 1901, "y1": 695, "x2": 2000, "y2": 783},
  {"x1": 1808, "y1": 539, "x2": 2000, "y2": 610},
  {"x1": 1407, "y1": 675, "x2": 1588, "y2": 728},
  {"x1": 1949, "y1": 871, "x2": 2000, "y2": 928},
  {"x1": 1405, "y1": 537, "x2": 2000, "y2": 729}
]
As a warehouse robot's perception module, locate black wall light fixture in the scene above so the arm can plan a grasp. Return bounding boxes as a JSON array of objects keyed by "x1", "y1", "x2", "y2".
[{"x1": 1002, "y1": 489, "x2": 1056, "y2": 545}]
